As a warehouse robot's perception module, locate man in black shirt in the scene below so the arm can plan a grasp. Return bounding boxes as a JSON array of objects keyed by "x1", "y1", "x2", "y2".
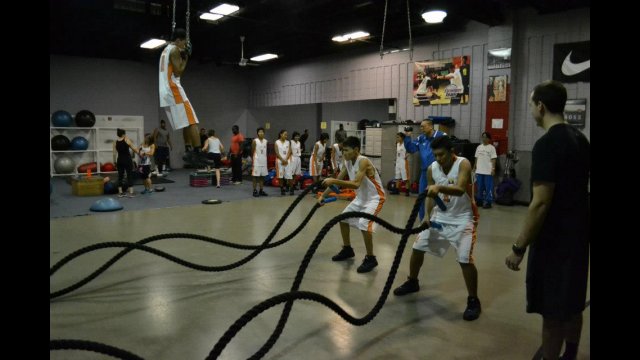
[
  {"x1": 300, "y1": 129, "x2": 309, "y2": 153},
  {"x1": 505, "y1": 80, "x2": 589, "y2": 360}
]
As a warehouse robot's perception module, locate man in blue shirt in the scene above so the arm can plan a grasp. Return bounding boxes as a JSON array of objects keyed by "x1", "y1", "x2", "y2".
[{"x1": 404, "y1": 119, "x2": 446, "y2": 220}]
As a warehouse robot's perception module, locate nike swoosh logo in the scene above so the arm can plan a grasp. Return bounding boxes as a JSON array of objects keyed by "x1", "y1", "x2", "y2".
[{"x1": 561, "y1": 51, "x2": 590, "y2": 76}]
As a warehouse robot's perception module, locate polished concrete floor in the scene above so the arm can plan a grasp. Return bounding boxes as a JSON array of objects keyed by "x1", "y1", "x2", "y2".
[{"x1": 50, "y1": 193, "x2": 590, "y2": 359}]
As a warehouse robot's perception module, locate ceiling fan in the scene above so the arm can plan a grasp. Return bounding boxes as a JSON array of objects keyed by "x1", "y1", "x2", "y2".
[{"x1": 237, "y1": 36, "x2": 259, "y2": 67}]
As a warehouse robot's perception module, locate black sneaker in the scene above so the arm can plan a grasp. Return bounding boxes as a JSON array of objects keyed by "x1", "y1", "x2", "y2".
[
  {"x1": 356, "y1": 255, "x2": 378, "y2": 273},
  {"x1": 331, "y1": 246, "x2": 355, "y2": 261},
  {"x1": 483, "y1": 203, "x2": 492, "y2": 209},
  {"x1": 405, "y1": 190, "x2": 410, "y2": 197},
  {"x1": 393, "y1": 277, "x2": 420, "y2": 296},
  {"x1": 253, "y1": 189, "x2": 259, "y2": 197},
  {"x1": 463, "y1": 296, "x2": 481, "y2": 321},
  {"x1": 281, "y1": 188, "x2": 286, "y2": 195},
  {"x1": 259, "y1": 190, "x2": 268, "y2": 196},
  {"x1": 289, "y1": 188, "x2": 295, "y2": 195}
]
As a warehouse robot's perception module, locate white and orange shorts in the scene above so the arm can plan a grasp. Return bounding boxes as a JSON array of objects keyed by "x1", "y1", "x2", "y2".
[
  {"x1": 341, "y1": 197, "x2": 385, "y2": 233},
  {"x1": 412, "y1": 219, "x2": 476, "y2": 264}
]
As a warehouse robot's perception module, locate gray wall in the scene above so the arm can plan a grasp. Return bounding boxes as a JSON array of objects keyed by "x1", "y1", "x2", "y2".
[
  {"x1": 322, "y1": 99, "x2": 389, "y2": 125},
  {"x1": 50, "y1": 55, "x2": 248, "y2": 167},
  {"x1": 247, "y1": 99, "x2": 389, "y2": 146},
  {"x1": 248, "y1": 20, "x2": 492, "y2": 142},
  {"x1": 246, "y1": 104, "x2": 317, "y2": 142},
  {"x1": 510, "y1": 7, "x2": 590, "y2": 202},
  {"x1": 50, "y1": 55, "x2": 158, "y2": 128}
]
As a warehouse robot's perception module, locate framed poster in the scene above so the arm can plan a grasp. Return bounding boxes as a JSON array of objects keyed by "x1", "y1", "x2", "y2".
[
  {"x1": 412, "y1": 55, "x2": 470, "y2": 106},
  {"x1": 487, "y1": 48, "x2": 511, "y2": 70},
  {"x1": 564, "y1": 99, "x2": 587, "y2": 128},
  {"x1": 488, "y1": 75, "x2": 507, "y2": 102}
]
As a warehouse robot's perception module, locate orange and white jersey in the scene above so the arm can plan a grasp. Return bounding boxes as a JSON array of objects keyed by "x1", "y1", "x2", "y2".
[
  {"x1": 396, "y1": 142, "x2": 407, "y2": 160},
  {"x1": 253, "y1": 138, "x2": 268, "y2": 167},
  {"x1": 311, "y1": 141, "x2": 326, "y2": 164},
  {"x1": 431, "y1": 156, "x2": 474, "y2": 225},
  {"x1": 332, "y1": 143, "x2": 344, "y2": 170},
  {"x1": 275, "y1": 139, "x2": 290, "y2": 161},
  {"x1": 344, "y1": 155, "x2": 386, "y2": 202},
  {"x1": 395, "y1": 142, "x2": 409, "y2": 180},
  {"x1": 159, "y1": 44, "x2": 189, "y2": 107},
  {"x1": 290, "y1": 140, "x2": 302, "y2": 157},
  {"x1": 159, "y1": 44, "x2": 198, "y2": 129}
]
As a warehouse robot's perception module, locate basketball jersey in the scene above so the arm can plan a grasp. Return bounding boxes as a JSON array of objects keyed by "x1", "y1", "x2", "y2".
[
  {"x1": 291, "y1": 140, "x2": 301, "y2": 157},
  {"x1": 431, "y1": 156, "x2": 473, "y2": 225},
  {"x1": 253, "y1": 138, "x2": 268, "y2": 166},
  {"x1": 275, "y1": 139, "x2": 290, "y2": 160},
  {"x1": 416, "y1": 76, "x2": 432, "y2": 94},
  {"x1": 159, "y1": 44, "x2": 188, "y2": 107},
  {"x1": 451, "y1": 68, "x2": 463, "y2": 92},
  {"x1": 396, "y1": 142, "x2": 407, "y2": 161},
  {"x1": 344, "y1": 155, "x2": 386, "y2": 202},
  {"x1": 332, "y1": 143, "x2": 343, "y2": 168},
  {"x1": 313, "y1": 141, "x2": 326, "y2": 163}
]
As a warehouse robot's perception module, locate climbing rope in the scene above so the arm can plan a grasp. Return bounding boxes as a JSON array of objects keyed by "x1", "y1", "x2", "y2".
[
  {"x1": 379, "y1": 0, "x2": 389, "y2": 59},
  {"x1": 406, "y1": 0, "x2": 413, "y2": 61},
  {"x1": 170, "y1": 0, "x2": 190, "y2": 42}
]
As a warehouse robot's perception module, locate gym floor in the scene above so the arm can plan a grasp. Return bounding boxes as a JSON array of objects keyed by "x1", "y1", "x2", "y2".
[{"x1": 50, "y1": 180, "x2": 590, "y2": 360}]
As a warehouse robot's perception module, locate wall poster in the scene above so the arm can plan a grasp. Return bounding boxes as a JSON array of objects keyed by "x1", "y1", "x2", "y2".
[
  {"x1": 564, "y1": 99, "x2": 587, "y2": 128},
  {"x1": 412, "y1": 55, "x2": 470, "y2": 106},
  {"x1": 488, "y1": 75, "x2": 507, "y2": 102}
]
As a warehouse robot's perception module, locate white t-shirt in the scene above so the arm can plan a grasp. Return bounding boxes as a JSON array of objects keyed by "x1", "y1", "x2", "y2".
[
  {"x1": 206, "y1": 137, "x2": 222, "y2": 154},
  {"x1": 474, "y1": 144, "x2": 497, "y2": 175}
]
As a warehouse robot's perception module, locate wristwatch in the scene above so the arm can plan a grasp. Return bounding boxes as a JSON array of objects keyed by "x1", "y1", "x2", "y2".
[{"x1": 512, "y1": 244, "x2": 526, "y2": 257}]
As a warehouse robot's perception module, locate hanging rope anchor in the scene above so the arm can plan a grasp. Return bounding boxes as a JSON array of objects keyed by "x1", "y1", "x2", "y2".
[{"x1": 379, "y1": 0, "x2": 414, "y2": 60}]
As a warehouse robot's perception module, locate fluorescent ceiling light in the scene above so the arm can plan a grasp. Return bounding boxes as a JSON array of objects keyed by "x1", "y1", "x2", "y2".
[
  {"x1": 210, "y1": 3, "x2": 239, "y2": 15},
  {"x1": 488, "y1": 48, "x2": 511, "y2": 58},
  {"x1": 381, "y1": 48, "x2": 411, "y2": 55},
  {"x1": 332, "y1": 31, "x2": 370, "y2": 42},
  {"x1": 250, "y1": 53, "x2": 278, "y2": 62},
  {"x1": 140, "y1": 39, "x2": 166, "y2": 49},
  {"x1": 200, "y1": 13, "x2": 223, "y2": 21},
  {"x1": 421, "y1": 10, "x2": 447, "y2": 24}
]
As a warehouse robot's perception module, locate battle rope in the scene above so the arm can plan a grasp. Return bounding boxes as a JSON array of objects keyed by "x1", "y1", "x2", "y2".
[
  {"x1": 208, "y1": 192, "x2": 428, "y2": 359},
  {"x1": 51, "y1": 183, "x2": 320, "y2": 299},
  {"x1": 50, "y1": 339, "x2": 144, "y2": 360},
  {"x1": 51, "y1": 190, "x2": 431, "y2": 359}
]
